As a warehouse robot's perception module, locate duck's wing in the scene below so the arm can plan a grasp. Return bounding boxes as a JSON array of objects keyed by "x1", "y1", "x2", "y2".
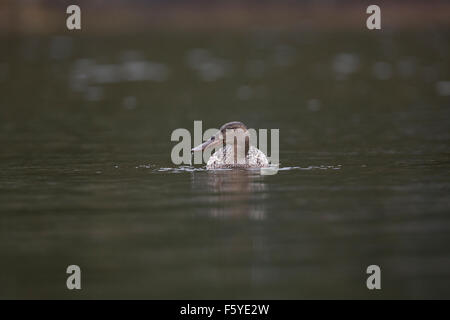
[{"x1": 247, "y1": 146, "x2": 269, "y2": 167}]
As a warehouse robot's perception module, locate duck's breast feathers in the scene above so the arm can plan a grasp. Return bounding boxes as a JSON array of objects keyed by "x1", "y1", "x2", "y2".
[{"x1": 206, "y1": 145, "x2": 269, "y2": 169}]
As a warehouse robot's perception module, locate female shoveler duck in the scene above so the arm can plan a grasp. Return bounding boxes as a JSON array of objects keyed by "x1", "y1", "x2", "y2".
[{"x1": 191, "y1": 121, "x2": 269, "y2": 169}]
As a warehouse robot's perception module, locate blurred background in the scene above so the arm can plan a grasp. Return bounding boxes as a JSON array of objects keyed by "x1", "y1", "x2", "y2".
[{"x1": 0, "y1": 0, "x2": 449, "y2": 299}]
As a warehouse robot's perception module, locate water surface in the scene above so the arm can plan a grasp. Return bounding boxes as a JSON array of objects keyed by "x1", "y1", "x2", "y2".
[{"x1": 1, "y1": 31, "x2": 449, "y2": 299}]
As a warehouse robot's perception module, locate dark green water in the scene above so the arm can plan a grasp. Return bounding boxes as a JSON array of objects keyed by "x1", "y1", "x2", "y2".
[{"x1": 1, "y1": 30, "x2": 449, "y2": 299}]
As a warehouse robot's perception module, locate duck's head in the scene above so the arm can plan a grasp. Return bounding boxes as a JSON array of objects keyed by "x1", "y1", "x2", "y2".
[{"x1": 191, "y1": 121, "x2": 250, "y2": 155}]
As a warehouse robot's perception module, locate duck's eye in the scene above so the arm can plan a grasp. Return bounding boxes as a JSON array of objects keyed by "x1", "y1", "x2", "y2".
[{"x1": 211, "y1": 136, "x2": 215, "y2": 141}]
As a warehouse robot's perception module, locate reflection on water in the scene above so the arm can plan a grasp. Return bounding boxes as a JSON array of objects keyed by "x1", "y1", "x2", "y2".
[
  {"x1": 190, "y1": 170, "x2": 277, "y2": 289},
  {"x1": 191, "y1": 170, "x2": 267, "y2": 220}
]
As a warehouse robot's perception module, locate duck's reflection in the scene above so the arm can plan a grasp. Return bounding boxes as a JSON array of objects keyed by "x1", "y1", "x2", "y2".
[
  {"x1": 190, "y1": 170, "x2": 275, "y2": 293},
  {"x1": 190, "y1": 169, "x2": 268, "y2": 219}
]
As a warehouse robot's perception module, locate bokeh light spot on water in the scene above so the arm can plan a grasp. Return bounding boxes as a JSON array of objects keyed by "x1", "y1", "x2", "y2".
[
  {"x1": 186, "y1": 48, "x2": 232, "y2": 82},
  {"x1": 436, "y1": 81, "x2": 450, "y2": 96},
  {"x1": 307, "y1": 99, "x2": 321, "y2": 112},
  {"x1": 69, "y1": 58, "x2": 169, "y2": 100},
  {"x1": 332, "y1": 53, "x2": 360, "y2": 79}
]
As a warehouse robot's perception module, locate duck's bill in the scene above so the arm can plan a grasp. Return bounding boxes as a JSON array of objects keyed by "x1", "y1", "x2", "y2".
[{"x1": 191, "y1": 138, "x2": 221, "y2": 152}]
